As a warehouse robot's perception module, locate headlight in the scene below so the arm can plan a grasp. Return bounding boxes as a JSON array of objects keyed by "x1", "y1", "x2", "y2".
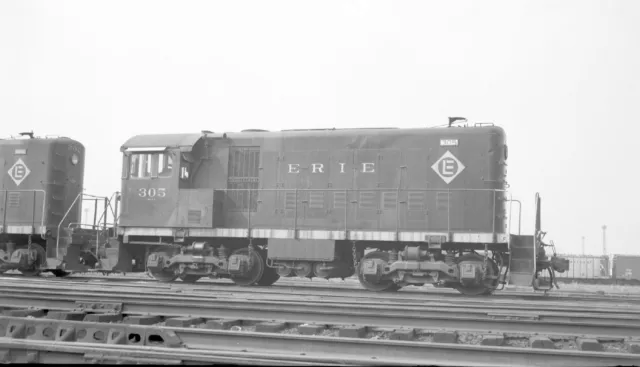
[{"x1": 71, "y1": 154, "x2": 79, "y2": 165}]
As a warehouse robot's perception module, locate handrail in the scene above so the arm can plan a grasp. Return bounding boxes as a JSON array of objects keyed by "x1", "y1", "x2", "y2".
[
  {"x1": 507, "y1": 198, "x2": 522, "y2": 236},
  {"x1": 217, "y1": 188, "x2": 507, "y2": 192},
  {"x1": 84, "y1": 193, "x2": 116, "y2": 257},
  {"x1": 56, "y1": 192, "x2": 112, "y2": 258},
  {"x1": 92, "y1": 191, "x2": 120, "y2": 228},
  {"x1": 67, "y1": 222, "x2": 118, "y2": 230},
  {"x1": 56, "y1": 191, "x2": 84, "y2": 258},
  {"x1": 106, "y1": 191, "x2": 120, "y2": 220},
  {"x1": 0, "y1": 189, "x2": 47, "y2": 238}
]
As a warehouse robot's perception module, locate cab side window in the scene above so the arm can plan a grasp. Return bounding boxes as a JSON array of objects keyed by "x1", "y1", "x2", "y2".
[
  {"x1": 125, "y1": 152, "x2": 175, "y2": 179},
  {"x1": 158, "y1": 153, "x2": 173, "y2": 178},
  {"x1": 130, "y1": 154, "x2": 153, "y2": 178},
  {"x1": 180, "y1": 153, "x2": 191, "y2": 181},
  {"x1": 180, "y1": 165, "x2": 190, "y2": 180},
  {"x1": 129, "y1": 154, "x2": 140, "y2": 178}
]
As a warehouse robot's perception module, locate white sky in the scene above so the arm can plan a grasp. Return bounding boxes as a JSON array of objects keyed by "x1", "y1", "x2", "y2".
[{"x1": 1, "y1": 0, "x2": 639, "y2": 256}]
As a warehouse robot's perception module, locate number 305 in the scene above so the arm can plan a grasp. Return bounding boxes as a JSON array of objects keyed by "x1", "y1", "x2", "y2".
[{"x1": 138, "y1": 188, "x2": 166, "y2": 198}]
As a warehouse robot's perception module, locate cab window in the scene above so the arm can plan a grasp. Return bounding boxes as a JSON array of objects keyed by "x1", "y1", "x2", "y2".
[
  {"x1": 180, "y1": 165, "x2": 190, "y2": 180},
  {"x1": 180, "y1": 153, "x2": 191, "y2": 180},
  {"x1": 128, "y1": 152, "x2": 173, "y2": 179},
  {"x1": 130, "y1": 154, "x2": 152, "y2": 178},
  {"x1": 158, "y1": 153, "x2": 173, "y2": 177}
]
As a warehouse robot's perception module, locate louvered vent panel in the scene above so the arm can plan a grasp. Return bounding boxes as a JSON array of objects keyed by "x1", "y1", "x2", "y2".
[
  {"x1": 333, "y1": 192, "x2": 347, "y2": 209},
  {"x1": 309, "y1": 192, "x2": 324, "y2": 209},
  {"x1": 382, "y1": 192, "x2": 398, "y2": 210},
  {"x1": 408, "y1": 192, "x2": 425, "y2": 211},
  {"x1": 359, "y1": 191, "x2": 376, "y2": 210},
  {"x1": 7, "y1": 192, "x2": 20, "y2": 208},
  {"x1": 188, "y1": 210, "x2": 202, "y2": 224},
  {"x1": 284, "y1": 192, "x2": 296, "y2": 210},
  {"x1": 436, "y1": 192, "x2": 451, "y2": 211}
]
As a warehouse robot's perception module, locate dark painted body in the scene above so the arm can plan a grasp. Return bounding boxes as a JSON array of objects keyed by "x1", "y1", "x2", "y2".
[
  {"x1": 0, "y1": 136, "x2": 85, "y2": 242},
  {"x1": 0, "y1": 135, "x2": 86, "y2": 274},
  {"x1": 113, "y1": 125, "x2": 527, "y2": 293},
  {"x1": 119, "y1": 126, "x2": 507, "y2": 237},
  {"x1": 0, "y1": 125, "x2": 567, "y2": 294}
]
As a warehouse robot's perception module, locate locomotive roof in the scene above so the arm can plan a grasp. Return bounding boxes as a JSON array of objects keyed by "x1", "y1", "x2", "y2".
[
  {"x1": 0, "y1": 135, "x2": 79, "y2": 146},
  {"x1": 121, "y1": 125, "x2": 504, "y2": 152},
  {"x1": 120, "y1": 133, "x2": 205, "y2": 152}
]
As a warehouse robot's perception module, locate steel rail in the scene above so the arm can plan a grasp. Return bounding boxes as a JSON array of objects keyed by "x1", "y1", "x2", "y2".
[
  {"x1": 0, "y1": 338, "x2": 381, "y2": 366},
  {"x1": 0, "y1": 281, "x2": 638, "y2": 317},
  {"x1": 1, "y1": 287, "x2": 640, "y2": 337},
  {"x1": 5, "y1": 272, "x2": 639, "y2": 305},
  {"x1": 0, "y1": 317, "x2": 636, "y2": 367},
  {"x1": 1, "y1": 280, "x2": 639, "y2": 318},
  {"x1": 3, "y1": 275, "x2": 640, "y2": 310}
]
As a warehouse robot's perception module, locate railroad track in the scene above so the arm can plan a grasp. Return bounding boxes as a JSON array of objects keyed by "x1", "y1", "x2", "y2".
[
  {"x1": 0, "y1": 306, "x2": 638, "y2": 366},
  {"x1": 2, "y1": 281, "x2": 640, "y2": 338},
  {"x1": 3, "y1": 273, "x2": 640, "y2": 307},
  {"x1": 1, "y1": 278, "x2": 639, "y2": 317},
  {"x1": 2, "y1": 276, "x2": 640, "y2": 324},
  {"x1": 1, "y1": 281, "x2": 640, "y2": 365},
  {"x1": 0, "y1": 338, "x2": 363, "y2": 366}
]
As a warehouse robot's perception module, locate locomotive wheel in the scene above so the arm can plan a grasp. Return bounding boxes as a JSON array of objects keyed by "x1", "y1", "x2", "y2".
[
  {"x1": 179, "y1": 274, "x2": 202, "y2": 283},
  {"x1": 357, "y1": 251, "x2": 400, "y2": 292},
  {"x1": 148, "y1": 252, "x2": 179, "y2": 282},
  {"x1": 149, "y1": 269, "x2": 179, "y2": 282},
  {"x1": 229, "y1": 247, "x2": 265, "y2": 286},
  {"x1": 276, "y1": 264, "x2": 293, "y2": 277},
  {"x1": 454, "y1": 253, "x2": 500, "y2": 296},
  {"x1": 313, "y1": 262, "x2": 330, "y2": 279},
  {"x1": 18, "y1": 244, "x2": 46, "y2": 277},
  {"x1": 294, "y1": 262, "x2": 313, "y2": 278}
]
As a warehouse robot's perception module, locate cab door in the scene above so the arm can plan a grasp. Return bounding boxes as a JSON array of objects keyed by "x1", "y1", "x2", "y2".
[{"x1": 119, "y1": 149, "x2": 178, "y2": 227}]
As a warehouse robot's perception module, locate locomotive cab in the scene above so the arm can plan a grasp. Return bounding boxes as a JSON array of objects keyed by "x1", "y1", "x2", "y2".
[
  {"x1": 118, "y1": 133, "x2": 205, "y2": 230},
  {"x1": 120, "y1": 148, "x2": 176, "y2": 226}
]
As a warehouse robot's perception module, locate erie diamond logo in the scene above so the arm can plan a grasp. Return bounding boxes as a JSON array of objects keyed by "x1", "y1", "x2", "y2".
[
  {"x1": 8, "y1": 158, "x2": 31, "y2": 186},
  {"x1": 431, "y1": 151, "x2": 465, "y2": 184}
]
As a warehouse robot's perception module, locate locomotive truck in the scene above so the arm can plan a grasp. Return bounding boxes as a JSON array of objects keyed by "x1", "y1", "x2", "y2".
[{"x1": 0, "y1": 121, "x2": 569, "y2": 295}]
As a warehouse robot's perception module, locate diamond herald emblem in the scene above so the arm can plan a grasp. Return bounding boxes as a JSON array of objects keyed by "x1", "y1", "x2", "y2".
[
  {"x1": 431, "y1": 150, "x2": 465, "y2": 184},
  {"x1": 8, "y1": 158, "x2": 31, "y2": 186}
]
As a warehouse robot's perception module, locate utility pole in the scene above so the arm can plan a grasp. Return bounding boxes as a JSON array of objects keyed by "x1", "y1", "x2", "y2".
[
  {"x1": 582, "y1": 236, "x2": 585, "y2": 255},
  {"x1": 602, "y1": 225, "x2": 607, "y2": 256}
]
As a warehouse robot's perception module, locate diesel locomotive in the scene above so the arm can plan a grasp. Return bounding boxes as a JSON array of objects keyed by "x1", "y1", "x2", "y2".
[{"x1": 0, "y1": 120, "x2": 569, "y2": 295}]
